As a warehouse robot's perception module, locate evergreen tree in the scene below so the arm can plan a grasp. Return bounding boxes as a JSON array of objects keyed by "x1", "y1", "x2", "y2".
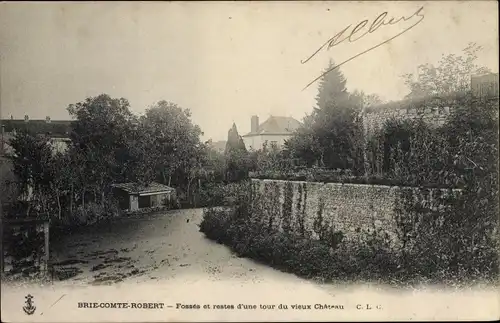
[
  {"x1": 288, "y1": 60, "x2": 365, "y2": 172},
  {"x1": 314, "y1": 59, "x2": 350, "y2": 114},
  {"x1": 225, "y1": 123, "x2": 246, "y2": 154},
  {"x1": 224, "y1": 123, "x2": 248, "y2": 182}
]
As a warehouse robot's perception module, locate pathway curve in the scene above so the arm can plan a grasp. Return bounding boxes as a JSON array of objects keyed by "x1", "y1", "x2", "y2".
[{"x1": 2, "y1": 209, "x2": 497, "y2": 322}]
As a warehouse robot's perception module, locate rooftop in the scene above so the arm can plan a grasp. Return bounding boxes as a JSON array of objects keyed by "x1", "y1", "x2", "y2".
[
  {"x1": 1, "y1": 119, "x2": 73, "y2": 138},
  {"x1": 243, "y1": 116, "x2": 301, "y2": 137},
  {"x1": 111, "y1": 182, "x2": 175, "y2": 195}
]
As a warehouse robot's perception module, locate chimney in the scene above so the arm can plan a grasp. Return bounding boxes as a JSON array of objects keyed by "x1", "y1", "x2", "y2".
[
  {"x1": 24, "y1": 115, "x2": 29, "y2": 123},
  {"x1": 251, "y1": 115, "x2": 259, "y2": 134},
  {"x1": 45, "y1": 116, "x2": 51, "y2": 123}
]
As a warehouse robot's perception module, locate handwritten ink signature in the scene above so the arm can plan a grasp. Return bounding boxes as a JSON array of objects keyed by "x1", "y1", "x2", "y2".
[{"x1": 302, "y1": 6, "x2": 425, "y2": 90}]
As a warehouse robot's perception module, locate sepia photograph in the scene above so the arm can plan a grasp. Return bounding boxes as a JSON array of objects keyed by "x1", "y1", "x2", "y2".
[{"x1": 0, "y1": 1, "x2": 499, "y2": 322}]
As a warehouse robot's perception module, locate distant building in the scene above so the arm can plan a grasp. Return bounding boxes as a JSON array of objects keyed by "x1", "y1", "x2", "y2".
[
  {"x1": 471, "y1": 73, "x2": 499, "y2": 98},
  {"x1": 0, "y1": 116, "x2": 73, "y2": 156},
  {"x1": 241, "y1": 115, "x2": 301, "y2": 151}
]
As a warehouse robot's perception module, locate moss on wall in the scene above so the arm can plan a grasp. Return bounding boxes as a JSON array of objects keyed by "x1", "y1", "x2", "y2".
[{"x1": 249, "y1": 179, "x2": 462, "y2": 249}]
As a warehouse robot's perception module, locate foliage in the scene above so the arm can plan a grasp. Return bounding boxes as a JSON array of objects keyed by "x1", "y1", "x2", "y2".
[
  {"x1": 248, "y1": 142, "x2": 294, "y2": 173},
  {"x1": 57, "y1": 201, "x2": 120, "y2": 227},
  {"x1": 210, "y1": 90, "x2": 500, "y2": 284},
  {"x1": 6, "y1": 94, "x2": 220, "y2": 222},
  {"x1": 136, "y1": 100, "x2": 204, "y2": 187},
  {"x1": 199, "y1": 192, "x2": 399, "y2": 283},
  {"x1": 224, "y1": 123, "x2": 250, "y2": 182},
  {"x1": 0, "y1": 156, "x2": 19, "y2": 209},
  {"x1": 3, "y1": 223, "x2": 46, "y2": 277},
  {"x1": 285, "y1": 60, "x2": 365, "y2": 173},
  {"x1": 200, "y1": 143, "x2": 226, "y2": 183},
  {"x1": 9, "y1": 131, "x2": 56, "y2": 216},
  {"x1": 200, "y1": 171, "x2": 497, "y2": 284},
  {"x1": 402, "y1": 42, "x2": 491, "y2": 98},
  {"x1": 349, "y1": 90, "x2": 385, "y2": 109},
  {"x1": 68, "y1": 94, "x2": 136, "y2": 185},
  {"x1": 388, "y1": 94, "x2": 499, "y2": 281},
  {"x1": 283, "y1": 117, "x2": 321, "y2": 168},
  {"x1": 365, "y1": 94, "x2": 498, "y2": 188},
  {"x1": 195, "y1": 182, "x2": 246, "y2": 208}
]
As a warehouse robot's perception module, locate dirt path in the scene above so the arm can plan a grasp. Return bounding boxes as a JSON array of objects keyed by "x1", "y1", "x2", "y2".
[
  {"x1": 2, "y1": 208, "x2": 498, "y2": 322},
  {"x1": 46, "y1": 208, "x2": 308, "y2": 286}
]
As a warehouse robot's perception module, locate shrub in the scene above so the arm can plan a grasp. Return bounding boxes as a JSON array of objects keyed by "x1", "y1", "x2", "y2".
[
  {"x1": 199, "y1": 199, "x2": 401, "y2": 284},
  {"x1": 199, "y1": 207, "x2": 233, "y2": 244},
  {"x1": 56, "y1": 200, "x2": 120, "y2": 228},
  {"x1": 394, "y1": 186, "x2": 499, "y2": 282},
  {"x1": 199, "y1": 182, "x2": 496, "y2": 285}
]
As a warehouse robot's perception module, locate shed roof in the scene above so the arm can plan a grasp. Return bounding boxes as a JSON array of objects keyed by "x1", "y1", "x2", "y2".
[{"x1": 111, "y1": 182, "x2": 175, "y2": 195}]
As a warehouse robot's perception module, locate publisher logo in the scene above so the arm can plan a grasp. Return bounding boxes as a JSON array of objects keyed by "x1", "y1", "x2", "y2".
[{"x1": 23, "y1": 294, "x2": 36, "y2": 315}]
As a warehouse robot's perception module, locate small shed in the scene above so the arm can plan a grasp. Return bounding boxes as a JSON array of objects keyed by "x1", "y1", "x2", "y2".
[{"x1": 111, "y1": 182, "x2": 175, "y2": 212}]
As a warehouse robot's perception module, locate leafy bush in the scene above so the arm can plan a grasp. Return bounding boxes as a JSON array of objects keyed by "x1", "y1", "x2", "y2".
[
  {"x1": 200, "y1": 176, "x2": 497, "y2": 285},
  {"x1": 199, "y1": 195, "x2": 403, "y2": 284},
  {"x1": 198, "y1": 207, "x2": 233, "y2": 244},
  {"x1": 54, "y1": 200, "x2": 120, "y2": 228}
]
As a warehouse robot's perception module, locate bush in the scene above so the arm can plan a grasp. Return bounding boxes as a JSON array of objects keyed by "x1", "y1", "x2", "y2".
[
  {"x1": 199, "y1": 198, "x2": 402, "y2": 283},
  {"x1": 199, "y1": 185, "x2": 497, "y2": 285},
  {"x1": 177, "y1": 181, "x2": 250, "y2": 209},
  {"x1": 394, "y1": 186, "x2": 499, "y2": 282},
  {"x1": 199, "y1": 207, "x2": 233, "y2": 244},
  {"x1": 198, "y1": 94, "x2": 499, "y2": 286},
  {"x1": 56, "y1": 200, "x2": 120, "y2": 228}
]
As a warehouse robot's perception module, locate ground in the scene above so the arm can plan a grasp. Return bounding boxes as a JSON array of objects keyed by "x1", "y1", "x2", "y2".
[
  {"x1": 1, "y1": 209, "x2": 498, "y2": 322},
  {"x1": 48, "y1": 208, "x2": 303, "y2": 286}
]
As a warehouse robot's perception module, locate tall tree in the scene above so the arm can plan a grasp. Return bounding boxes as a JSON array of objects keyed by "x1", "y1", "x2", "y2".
[
  {"x1": 67, "y1": 94, "x2": 136, "y2": 203},
  {"x1": 9, "y1": 131, "x2": 54, "y2": 215},
  {"x1": 139, "y1": 100, "x2": 203, "y2": 187},
  {"x1": 225, "y1": 123, "x2": 246, "y2": 154},
  {"x1": 224, "y1": 123, "x2": 249, "y2": 182},
  {"x1": 314, "y1": 59, "x2": 350, "y2": 113},
  {"x1": 402, "y1": 42, "x2": 491, "y2": 98},
  {"x1": 288, "y1": 60, "x2": 365, "y2": 172}
]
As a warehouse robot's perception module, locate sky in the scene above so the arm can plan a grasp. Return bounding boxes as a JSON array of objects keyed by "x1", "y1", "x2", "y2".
[{"x1": 0, "y1": 1, "x2": 498, "y2": 141}]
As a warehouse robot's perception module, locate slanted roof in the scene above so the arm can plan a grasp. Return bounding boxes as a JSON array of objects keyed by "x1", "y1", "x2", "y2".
[
  {"x1": 112, "y1": 182, "x2": 175, "y2": 195},
  {"x1": 1, "y1": 119, "x2": 73, "y2": 138},
  {"x1": 243, "y1": 116, "x2": 301, "y2": 137}
]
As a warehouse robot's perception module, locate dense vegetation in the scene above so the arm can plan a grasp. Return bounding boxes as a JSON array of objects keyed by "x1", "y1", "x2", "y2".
[
  {"x1": 1, "y1": 96, "x2": 248, "y2": 228},
  {"x1": 200, "y1": 43, "x2": 499, "y2": 286}
]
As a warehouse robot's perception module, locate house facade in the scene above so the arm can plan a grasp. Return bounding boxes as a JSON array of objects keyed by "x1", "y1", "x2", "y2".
[
  {"x1": 1, "y1": 116, "x2": 73, "y2": 156},
  {"x1": 241, "y1": 115, "x2": 301, "y2": 151}
]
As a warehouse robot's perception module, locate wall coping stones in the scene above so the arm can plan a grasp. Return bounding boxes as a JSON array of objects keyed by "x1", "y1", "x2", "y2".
[{"x1": 250, "y1": 178, "x2": 462, "y2": 192}]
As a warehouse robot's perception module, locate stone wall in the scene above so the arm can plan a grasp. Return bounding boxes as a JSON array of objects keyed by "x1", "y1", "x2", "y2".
[
  {"x1": 250, "y1": 179, "x2": 461, "y2": 248},
  {"x1": 362, "y1": 104, "x2": 452, "y2": 138}
]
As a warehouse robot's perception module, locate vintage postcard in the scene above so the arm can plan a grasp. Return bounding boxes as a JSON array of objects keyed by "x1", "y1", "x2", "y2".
[{"x1": 0, "y1": 1, "x2": 499, "y2": 322}]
